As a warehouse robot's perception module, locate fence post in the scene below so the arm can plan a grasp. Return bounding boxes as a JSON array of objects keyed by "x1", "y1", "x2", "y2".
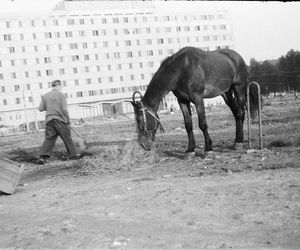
[{"x1": 247, "y1": 81, "x2": 263, "y2": 149}]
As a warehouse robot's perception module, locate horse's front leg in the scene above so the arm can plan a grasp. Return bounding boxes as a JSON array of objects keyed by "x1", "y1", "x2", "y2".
[
  {"x1": 194, "y1": 96, "x2": 213, "y2": 152},
  {"x1": 178, "y1": 101, "x2": 196, "y2": 153}
]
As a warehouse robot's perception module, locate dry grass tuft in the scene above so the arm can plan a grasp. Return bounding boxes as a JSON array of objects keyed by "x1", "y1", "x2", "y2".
[{"x1": 81, "y1": 140, "x2": 161, "y2": 174}]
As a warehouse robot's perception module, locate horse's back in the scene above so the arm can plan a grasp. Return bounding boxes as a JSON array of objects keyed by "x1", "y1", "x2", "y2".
[{"x1": 173, "y1": 47, "x2": 248, "y2": 98}]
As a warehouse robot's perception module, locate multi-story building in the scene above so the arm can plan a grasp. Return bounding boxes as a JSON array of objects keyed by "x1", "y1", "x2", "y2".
[{"x1": 0, "y1": 0, "x2": 233, "y2": 127}]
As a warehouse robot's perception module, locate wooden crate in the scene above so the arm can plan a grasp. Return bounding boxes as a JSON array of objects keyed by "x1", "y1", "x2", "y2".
[{"x1": 0, "y1": 158, "x2": 24, "y2": 194}]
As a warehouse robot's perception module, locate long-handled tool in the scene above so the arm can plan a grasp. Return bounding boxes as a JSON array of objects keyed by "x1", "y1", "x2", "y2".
[{"x1": 69, "y1": 125, "x2": 89, "y2": 151}]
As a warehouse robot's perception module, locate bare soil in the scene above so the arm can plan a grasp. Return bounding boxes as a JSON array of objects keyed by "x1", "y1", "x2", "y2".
[{"x1": 0, "y1": 95, "x2": 300, "y2": 249}]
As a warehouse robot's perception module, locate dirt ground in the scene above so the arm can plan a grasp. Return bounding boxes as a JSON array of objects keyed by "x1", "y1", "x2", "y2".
[{"x1": 0, "y1": 95, "x2": 300, "y2": 249}]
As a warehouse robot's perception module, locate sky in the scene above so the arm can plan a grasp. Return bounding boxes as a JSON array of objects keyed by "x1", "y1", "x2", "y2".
[{"x1": 1, "y1": 0, "x2": 300, "y2": 64}]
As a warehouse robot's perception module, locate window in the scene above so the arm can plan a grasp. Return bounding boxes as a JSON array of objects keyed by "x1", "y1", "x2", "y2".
[
  {"x1": 14, "y1": 85, "x2": 20, "y2": 91},
  {"x1": 89, "y1": 90, "x2": 96, "y2": 96},
  {"x1": 96, "y1": 66, "x2": 101, "y2": 72},
  {"x1": 76, "y1": 91, "x2": 83, "y2": 97},
  {"x1": 46, "y1": 69, "x2": 53, "y2": 76},
  {"x1": 65, "y1": 31, "x2": 73, "y2": 38},
  {"x1": 53, "y1": 20, "x2": 59, "y2": 26},
  {"x1": 36, "y1": 70, "x2": 41, "y2": 77},
  {"x1": 220, "y1": 24, "x2": 227, "y2": 30},
  {"x1": 70, "y1": 43, "x2": 78, "y2": 49},
  {"x1": 3, "y1": 99, "x2": 7, "y2": 105},
  {"x1": 9, "y1": 47, "x2": 15, "y2": 53},
  {"x1": 86, "y1": 78, "x2": 91, "y2": 84},
  {"x1": 16, "y1": 98, "x2": 21, "y2": 104},
  {"x1": 27, "y1": 84, "x2": 31, "y2": 90},
  {"x1": 126, "y1": 51, "x2": 133, "y2": 57},
  {"x1": 11, "y1": 72, "x2": 16, "y2": 79},
  {"x1": 113, "y1": 18, "x2": 119, "y2": 23},
  {"x1": 125, "y1": 40, "x2": 131, "y2": 46},
  {"x1": 114, "y1": 52, "x2": 120, "y2": 59},
  {"x1": 92, "y1": 30, "x2": 99, "y2": 36},
  {"x1": 28, "y1": 96, "x2": 33, "y2": 103},
  {"x1": 72, "y1": 55, "x2": 79, "y2": 61},
  {"x1": 59, "y1": 68, "x2": 65, "y2": 75},
  {"x1": 147, "y1": 50, "x2": 153, "y2": 56},
  {"x1": 82, "y1": 42, "x2": 88, "y2": 49},
  {"x1": 25, "y1": 71, "x2": 29, "y2": 78},
  {"x1": 73, "y1": 68, "x2": 78, "y2": 74},
  {"x1": 98, "y1": 77, "x2": 102, "y2": 84},
  {"x1": 74, "y1": 79, "x2": 79, "y2": 86},
  {"x1": 157, "y1": 38, "x2": 164, "y2": 44},
  {"x1": 44, "y1": 57, "x2": 51, "y2": 63},
  {"x1": 59, "y1": 56, "x2": 64, "y2": 62},
  {"x1": 102, "y1": 41, "x2": 108, "y2": 48},
  {"x1": 39, "y1": 82, "x2": 43, "y2": 89},
  {"x1": 84, "y1": 54, "x2": 89, "y2": 61},
  {"x1": 79, "y1": 19, "x2": 85, "y2": 25},
  {"x1": 84, "y1": 66, "x2": 89, "y2": 73},
  {"x1": 11, "y1": 60, "x2": 15, "y2": 66},
  {"x1": 54, "y1": 32, "x2": 60, "y2": 38},
  {"x1": 45, "y1": 32, "x2": 52, "y2": 39},
  {"x1": 67, "y1": 19, "x2": 75, "y2": 25},
  {"x1": 4, "y1": 34, "x2": 12, "y2": 41},
  {"x1": 1, "y1": 86, "x2": 5, "y2": 92}
]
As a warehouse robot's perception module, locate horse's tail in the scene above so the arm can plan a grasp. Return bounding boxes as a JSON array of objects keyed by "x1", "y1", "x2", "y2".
[{"x1": 247, "y1": 83, "x2": 260, "y2": 119}]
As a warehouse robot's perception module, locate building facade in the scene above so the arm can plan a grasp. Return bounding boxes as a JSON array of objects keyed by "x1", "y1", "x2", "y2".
[{"x1": 0, "y1": 1, "x2": 233, "y2": 127}]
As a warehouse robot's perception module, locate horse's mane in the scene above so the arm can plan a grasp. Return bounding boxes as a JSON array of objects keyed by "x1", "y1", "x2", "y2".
[{"x1": 151, "y1": 47, "x2": 192, "y2": 81}]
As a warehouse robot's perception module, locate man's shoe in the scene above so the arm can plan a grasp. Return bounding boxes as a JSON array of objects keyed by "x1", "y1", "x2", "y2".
[
  {"x1": 36, "y1": 158, "x2": 46, "y2": 165},
  {"x1": 69, "y1": 154, "x2": 83, "y2": 160}
]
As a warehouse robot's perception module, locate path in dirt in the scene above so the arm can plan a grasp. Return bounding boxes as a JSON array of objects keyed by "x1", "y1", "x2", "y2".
[{"x1": 1, "y1": 167, "x2": 299, "y2": 249}]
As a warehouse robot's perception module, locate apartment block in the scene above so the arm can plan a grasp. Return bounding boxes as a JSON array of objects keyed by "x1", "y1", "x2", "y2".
[{"x1": 0, "y1": 1, "x2": 232, "y2": 127}]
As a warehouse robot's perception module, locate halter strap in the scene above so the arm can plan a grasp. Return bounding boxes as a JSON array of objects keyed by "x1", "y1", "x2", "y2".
[{"x1": 138, "y1": 103, "x2": 164, "y2": 134}]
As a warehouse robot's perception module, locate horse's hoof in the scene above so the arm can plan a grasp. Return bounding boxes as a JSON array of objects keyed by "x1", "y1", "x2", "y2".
[
  {"x1": 184, "y1": 151, "x2": 195, "y2": 160},
  {"x1": 234, "y1": 142, "x2": 243, "y2": 151}
]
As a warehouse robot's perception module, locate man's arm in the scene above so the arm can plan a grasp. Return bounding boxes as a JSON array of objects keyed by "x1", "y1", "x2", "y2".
[
  {"x1": 61, "y1": 95, "x2": 70, "y2": 124},
  {"x1": 38, "y1": 95, "x2": 46, "y2": 112}
]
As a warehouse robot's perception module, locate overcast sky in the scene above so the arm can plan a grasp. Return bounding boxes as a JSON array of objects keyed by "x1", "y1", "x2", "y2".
[{"x1": 1, "y1": 0, "x2": 300, "y2": 64}]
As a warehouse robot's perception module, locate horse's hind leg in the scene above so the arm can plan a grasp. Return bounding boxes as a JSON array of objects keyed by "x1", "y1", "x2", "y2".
[
  {"x1": 222, "y1": 87, "x2": 246, "y2": 146},
  {"x1": 193, "y1": 96, "x2": 213, "y2": 152},
  {"x1": 178, "y1": 100, "x2": 196, "y2": 153}
]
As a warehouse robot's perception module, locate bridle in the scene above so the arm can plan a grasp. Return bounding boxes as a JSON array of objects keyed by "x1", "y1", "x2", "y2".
[{"x1": 132, "y1": 91, "x2": 164, "y2": 136}]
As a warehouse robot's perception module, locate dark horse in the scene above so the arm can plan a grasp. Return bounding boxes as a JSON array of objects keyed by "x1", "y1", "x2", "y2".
[{"x1": 131, "y1": 46, "x2": 259, "y2": 153}]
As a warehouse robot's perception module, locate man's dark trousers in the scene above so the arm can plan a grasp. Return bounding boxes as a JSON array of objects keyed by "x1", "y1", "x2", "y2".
[{"x1": 39, "y1": 119, "x2": 77, "y2": 158}]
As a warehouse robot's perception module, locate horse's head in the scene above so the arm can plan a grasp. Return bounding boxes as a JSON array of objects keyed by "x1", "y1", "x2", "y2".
[{"x1": 131, "y1": 91, "x2": 164, "y2": 151}]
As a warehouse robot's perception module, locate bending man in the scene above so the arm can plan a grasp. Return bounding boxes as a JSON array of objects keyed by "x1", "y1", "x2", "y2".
[{"x1": 37, "y1": 80, "x2": 80, "y2": 164}]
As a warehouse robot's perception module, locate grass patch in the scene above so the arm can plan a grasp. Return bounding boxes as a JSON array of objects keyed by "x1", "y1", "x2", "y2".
[{"x1": 268, "y1": 139, "x2": 292, "y2": 148}]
